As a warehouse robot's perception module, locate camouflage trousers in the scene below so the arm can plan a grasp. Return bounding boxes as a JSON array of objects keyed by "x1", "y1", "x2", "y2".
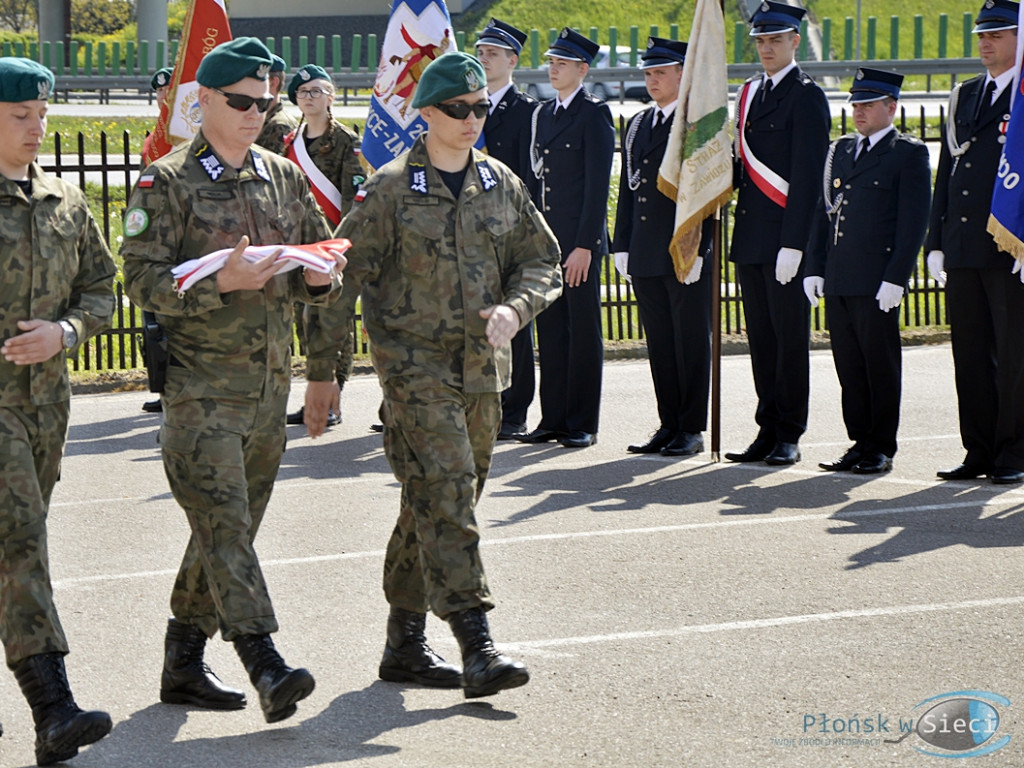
[
  {"x1": 160, "y1": 366, "x2": 286, "y2": 641},
  {"x1": 0, "y1": 403, "x2": 71, "y2": 666},
  {"x1": 380, "y1": 383, "x2": 499, "y2": 618}
]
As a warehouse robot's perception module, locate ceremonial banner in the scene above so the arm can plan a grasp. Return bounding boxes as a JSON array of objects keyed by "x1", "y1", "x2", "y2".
[
  {"x1": 166, "y1": 0, "x2": 233, "y2": 146},
  {"x1": 141, "y1": 90, "x2": 172, "y2": 166},
  {"x1": 987, "y1": 2, "x2": 1024, "y2": 261},
  {"x1": 362, "y1": 0, "x2": 455, "y2": 171},
  {"x1": 656, "y1": 0, "x2": 733, "y2": 282}
]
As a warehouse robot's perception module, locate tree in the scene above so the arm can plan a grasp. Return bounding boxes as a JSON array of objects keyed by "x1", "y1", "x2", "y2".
[
  {"x1": 71, "y1": 0, "x2": 134, "y2": 36},
  {"x1": 0, "y1": 0, "x2": 36, "y2": 33}
]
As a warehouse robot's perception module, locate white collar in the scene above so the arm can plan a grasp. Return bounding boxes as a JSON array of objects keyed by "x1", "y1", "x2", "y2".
[
  {"x1": 987, "y1": 68, "x2": 1015, "y2": 101},
  {"x1": 859, "y1": 124, "x2": 895, "y2": 150},
  {"x1": 488, "y1": 82, "x2": 513, "y2": 114},
  {"x1": 555, "y1": 84, "x2": 583, "y2": 111},
  {"x1": 655, "y1": 100, "x2": 678, "y2": 121},
  {"x1": 763, "y1": 61, "x2": 797, "y2": 89}
]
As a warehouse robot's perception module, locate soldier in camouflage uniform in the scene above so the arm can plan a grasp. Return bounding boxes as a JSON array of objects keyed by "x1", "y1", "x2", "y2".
[
  {"x1": 121, "y1": 38, "x2": 344, "y2": 725},
  {"x1": 255, "y1": 55, "x2": 298, "y2": 155},
  {"x1": 282, "y1": 64, "x2": 367, "y2": 428},
  {"x1": 0, "y1": 57, "x2": 115, "y2": 766},
  {"x1": 305, "y1": 52, "x2": 562, "y2": 699}
]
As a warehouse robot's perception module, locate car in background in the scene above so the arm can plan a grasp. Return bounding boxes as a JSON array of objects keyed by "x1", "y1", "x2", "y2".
[{"x1": 525, "y1": 45, "x2": 647, "y2": 102}]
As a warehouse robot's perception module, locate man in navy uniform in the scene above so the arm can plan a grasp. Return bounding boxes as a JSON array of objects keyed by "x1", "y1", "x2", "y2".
[
  {"x1": 804, "y1": 69, "x2": 931, "y2": 474},
  {"x1": 726, "y1": 1, "x2": 830, "y2": 466},
  {"x1": 927, "y1": 0, "x2": 1024, "y2": 485},
  {"x1": 476, "y1": 18, "x2": 537, "y2": 440},
  {"x1": 517, "y1": 27, "x2": 615, "y2": 448},
  {"x1": 612, "y1": 37, "x2": 712, "y2": 457}
]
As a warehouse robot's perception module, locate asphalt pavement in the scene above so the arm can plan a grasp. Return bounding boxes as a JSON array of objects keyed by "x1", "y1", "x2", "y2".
[{"x1": 2, "y1": 345, "x2": 1023, "y2": 767}]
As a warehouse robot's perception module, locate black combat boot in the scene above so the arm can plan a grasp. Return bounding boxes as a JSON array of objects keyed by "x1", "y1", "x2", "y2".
[
  {"x1": 160, "y1": 619, "x2": 247, "y2": 710},
  {"x1": 232, "y1": 634, "x2": 314, "y2": 724},
  {"x1": 378, "y1": 607, "x2": 462, "y2": 688},
  {"x1": 12, "y1": 653, "x2": 112, "y2": 766},
  {"x1": 447, "y1": 607, "x2": 530, "y2": 699}
]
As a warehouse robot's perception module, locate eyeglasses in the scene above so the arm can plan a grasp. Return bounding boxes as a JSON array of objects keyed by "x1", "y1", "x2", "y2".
[
  {"x1": 433, "y1": 101, "x2": 491, "y2": 120},
  {"x1": 211, "y1": 87, "x2": 273, "y2": 113},
  {"x1": 296, "y1": 87, "x2": 331, "y2": 100}
]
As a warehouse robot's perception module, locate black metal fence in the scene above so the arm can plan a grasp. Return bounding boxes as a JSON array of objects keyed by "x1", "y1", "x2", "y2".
[{"x1": 45, "y1": 105, "x2": 949, "y2": 374}]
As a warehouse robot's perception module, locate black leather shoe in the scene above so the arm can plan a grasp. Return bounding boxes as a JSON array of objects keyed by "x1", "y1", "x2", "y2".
[
  {"x1": 764, "y1": 442, "x2": 800, "y2": 466},
  {"x1": 627, "y1": 428, "x2": 673, "y2": 454},
  {"x1": 819, "y1": 448, "x2": 862, "y2": 472},
  {"x1": 142, "y1": 399, "x2": 162, "y2": 413},
  {"x1": 852, "y1": 453, "x2": 893, "y2": 474},
  {"x1": 661, "y1": 432, "x2": 704, "y2": 457},
  {"x1": 497, "y1": 422, "x2": 527, "y2": 440},
  {"x1": 559, "y1": 431, "x2": 597, "y2": 448},
  {"x1": 724, "y1": 437, "x2": 773, "y2": 463},
  {"x1": 287, "y1": 406, "x2": 340, "y2": 428},
  {"x1": 937, "y1": 463, "x2": 989, "y2": 481},
  {"x1": 370, "y1": 423, "x2": 384, "y2": 433},
  {"x1": 992, "y1": 467, "x2": 1024, "y2": 484},
  {"x1": 515, "y1": 428, "x2": 564, "y2": 444}
]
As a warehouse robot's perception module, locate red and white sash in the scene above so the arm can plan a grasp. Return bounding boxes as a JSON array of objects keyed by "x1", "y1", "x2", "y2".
[
  {"x1": 735, "y1": 79, "x2": 789, "y2": 208},
  {"x1": 285, "y1": 129, "x2": 343, "y2": 226}
]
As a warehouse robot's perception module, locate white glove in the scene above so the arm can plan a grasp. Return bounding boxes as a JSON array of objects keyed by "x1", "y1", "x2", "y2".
[
  {"x1": 927, "y1": 250, "x2": 946, "y2": 287},
  {"x1": 803, "y1": 275, "x2": 824, "y2": 307},
  {"x1": 876, "y1": 281, "x2": 904, "y2": 312},
  {"x1": 1013, "y1": 259, "x2": 1024, "y2": 284},
  {"x1": 613, "y1": 251, "x2": 630, "y2": 282},
  {"x1": 775, "y1": 247, "x2": 802, "y2": 285},
  {"x1": 683, "y1": 256, "x2": 703, "y2": 285}
]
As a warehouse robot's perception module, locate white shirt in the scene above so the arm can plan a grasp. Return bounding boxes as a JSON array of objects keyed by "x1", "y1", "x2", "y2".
[
  {"x1": 488, "y1": 82, "x2": 513, "y2": 115},
  {"x1": 554, "y1": 84, "x2": 584, "y2": 112}
]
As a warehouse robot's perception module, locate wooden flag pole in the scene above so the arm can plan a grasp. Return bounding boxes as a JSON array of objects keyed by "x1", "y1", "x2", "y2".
[{"x1": 710, "y1": 0, "x2": 726, "y2": 463}]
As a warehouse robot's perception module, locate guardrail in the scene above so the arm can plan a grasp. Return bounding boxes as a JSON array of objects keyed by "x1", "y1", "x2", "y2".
[{"x1": 49, "y1": 57, "x2": 984, "y2": 105}]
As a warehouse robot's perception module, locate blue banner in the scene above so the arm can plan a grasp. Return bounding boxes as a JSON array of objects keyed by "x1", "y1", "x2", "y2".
[
  {"x1": 362, "y1": 0, "x2": 455, "y2": 171},
  {"x1": 987, "y1": 6, "x2": 1024, "y2": 260}
]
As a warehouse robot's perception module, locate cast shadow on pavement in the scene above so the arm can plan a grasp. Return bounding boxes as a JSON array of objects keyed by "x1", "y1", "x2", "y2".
[
  {"x1": 827, "y1": 484, "x2": 1024, "y2": 570},
  {"x1": 80, "y1": 682, "x2": 516, "y2": 768}
]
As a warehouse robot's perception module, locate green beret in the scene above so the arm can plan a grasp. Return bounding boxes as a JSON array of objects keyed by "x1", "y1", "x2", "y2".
[
  {"x1": 270, "y1": 55, "x2": 286, "y2": 74},
  {"x1": 196, "y1": 37, "x2": 273, "y2": 88},
  {"x1": 150, "y1": 67, "x2": 172, "y2": 90},
  {"x1": 411, "y1": 52, "x2": 485, "y2": 109},
  {"x1": 0, "y1": 57, "x2": 55, "y2": 103},
  {"x1": 287, "y1": 64, "x2": 331, "y2": 104}
]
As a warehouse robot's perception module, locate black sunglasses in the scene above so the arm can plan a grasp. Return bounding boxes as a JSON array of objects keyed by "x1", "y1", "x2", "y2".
[
  {"x1": 433, "y1": 100, "x2": 491, "y2": 120},
  {"x1": 211, "y1": 87, "x2": 273, "y2": 113}
]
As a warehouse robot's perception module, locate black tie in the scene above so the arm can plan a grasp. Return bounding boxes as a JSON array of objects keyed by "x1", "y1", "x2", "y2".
[
  {"x1": 855, "y1": 136, "x2": 869, "y2": 163},
  {"x1": 761, "y1": 77, "x2": 773, "y2": 102},
  {"x1": 652, "y1": 110, "x2": 662, "y2": 129},
  {"x1": 975, "y1": 80, "x2": 996, "y2": 122}
]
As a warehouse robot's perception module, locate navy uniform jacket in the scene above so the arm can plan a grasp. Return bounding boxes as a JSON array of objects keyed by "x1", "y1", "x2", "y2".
[
  {"x1": 528, "y1": 89, "x2": 615, "y2": 257},
  {"x1": 925, "y1": 74, "x2": 1012, "y2": 269},
  {"x1": 612, "y1": 106, "x2": 711, "y2": 276},
  {"x1": 731, "y1": 67, "x2": 830, "y2": 264},
  {"x1": 484, "y1": 84, "x2": 535, "y2": 182},
  {"x1": 806, "y1": 130, "x2": 932, "y2": 295}
]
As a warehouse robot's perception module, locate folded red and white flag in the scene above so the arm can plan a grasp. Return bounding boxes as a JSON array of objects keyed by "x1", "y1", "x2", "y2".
[{"x1": 172, "y1": 238, "x2": 352, "y2": 293}]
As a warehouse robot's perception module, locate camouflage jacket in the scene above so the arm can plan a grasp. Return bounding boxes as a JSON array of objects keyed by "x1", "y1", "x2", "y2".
[
  {"x1": 284, "y1": 118, "x2": 366, "y2": 221},
  {"x1": 0, "y1": 164, "x2": 115, "y2": 406},
  {"x1": 255, "y1": 100, "x2": 299, "y2": 156},
  {"x1": 120, "y1": 132, "x2": 339, "y2": 400},
  {"x1": 307, "y1": 135, "x2": 562, "y2": 393}
]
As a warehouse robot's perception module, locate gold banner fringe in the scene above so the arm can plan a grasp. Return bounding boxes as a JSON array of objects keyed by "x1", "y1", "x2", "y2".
[
  {"x1": 668, "y1": 187, "x2": 734, "y2": 283},
  {"x1": 987, "y1": 214, "x2": 1024, "y2": 263}
]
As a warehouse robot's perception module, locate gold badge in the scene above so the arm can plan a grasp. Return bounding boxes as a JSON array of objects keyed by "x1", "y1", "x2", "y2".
[{"x1": 833, "y1": 178, "x2": 841, "y2": 188}]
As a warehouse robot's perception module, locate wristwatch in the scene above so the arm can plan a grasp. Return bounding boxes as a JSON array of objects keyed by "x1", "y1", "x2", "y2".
[{"x1": 58, "y1": 320, "x2": 78, "y2": 350}]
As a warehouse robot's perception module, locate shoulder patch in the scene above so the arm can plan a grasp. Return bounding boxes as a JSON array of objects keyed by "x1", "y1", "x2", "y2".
[{"x1": 123, "y1": 207, "x2": 149, "y2": 237}]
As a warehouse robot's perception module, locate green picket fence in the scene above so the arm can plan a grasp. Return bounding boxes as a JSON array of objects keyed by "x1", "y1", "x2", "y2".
[{"x1": 5, "y1": 12, "x2": 979, "y2": 78}]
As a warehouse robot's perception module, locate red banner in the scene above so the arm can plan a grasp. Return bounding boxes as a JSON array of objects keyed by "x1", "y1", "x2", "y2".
[{"x1": 144, "y1": 0, "x2": 232, "y2": 165}]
